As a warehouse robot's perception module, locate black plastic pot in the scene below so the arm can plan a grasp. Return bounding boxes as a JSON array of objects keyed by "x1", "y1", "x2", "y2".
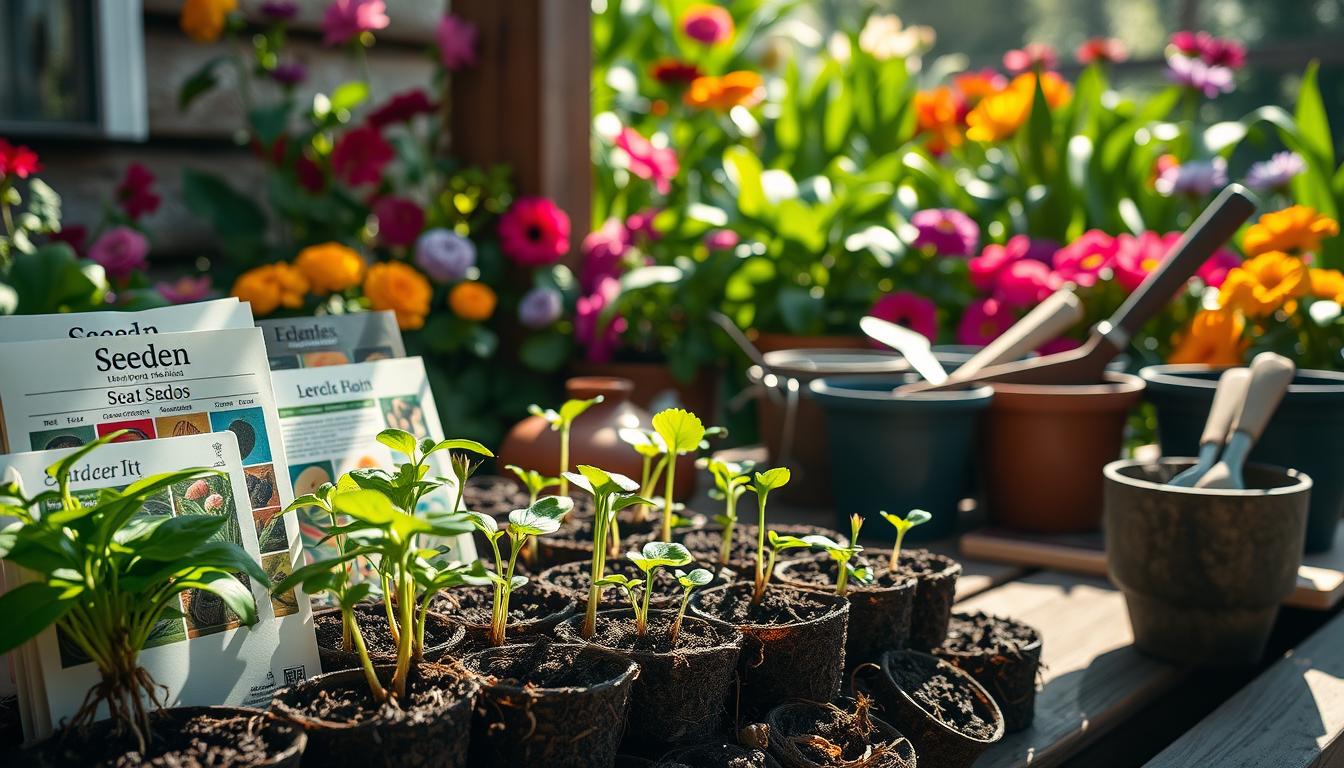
[
  {"x1": 765, "y1": 699, "x2": 916, "y2": 768},
  {"x1": 1104, "y1": 458, "x2": 1310, "y2": 664},
  {"x1": 774, "y1": 558, "x2": 917, "y2": 668},
  {"x1": 463, "y1": 641, "x2": 639, "y2": 767},
  {"x1": 654, "y1": 742, "x2": 783, "y2": 767},
  {"x1": 689, "y1": 582, "x2": 849, "y2": 717},
  {"x1": 313, "y1": 603, "x2": 465, "y2": 672},
  {"x1": 436, "y1": 583, "x2": 575, "y2": 652},
  {"x1": 556, "y1": 609, "x2": 743, "y2": 752},
  {"x1": 865, "y1": 649, "x2": 1004, "y2": 768},
  {"x1": 934, "y1": 611, "x2": 1043, "y2": 732},
  {"x1": 902, "y1": 549, "x2": 962, "y2": 651}
]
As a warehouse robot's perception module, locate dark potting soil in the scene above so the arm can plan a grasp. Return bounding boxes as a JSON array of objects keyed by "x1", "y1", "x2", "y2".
[
  {"x1": 279, "y1": 662, "x2": 473, "y2": 726},
  {"x1": 541, "y1": 558, "x2": 685, "y2": 606},
  {"x1": 896, "y1": 548, "x2": 957, "y2": 578},
  {"x1": 583, "y1": 612, "x2": 739, "y2": 654},
  {"x1": 694, "y1": 582, "x2": 836, "y2": 626},
  {"x1": 936, "y1": 611, "x2": 1042, "y2": 732},
  {"x1": 941, "y1": 611, "x2": 1040, "y2": 655},
  {"x1": 432, "y1": 583, "x2": 566, "y2": 625},
  {"x1": 778, "y1": 556, "x2": 912, "y2": 590},
  {"x1": 30, "y1": 708, "x2": 297, "y2": 768},
  {"x1": 314, "y1": 603, "x2": 457, "y2": 658},
  {"x1": 462, "y1": 475, "x2": 529, "y2": 517},
  {"x1": 886, "y1": 651, "x2": 996, "y2": 740},
  {"x1": 681, "y1": 525, "x2": 844, "y2": 572},
  {"x1": 768, "y1": 699, "x2": 915, "y2": 768},
  {"x1": 655, "y1": 742, "x2": 780, "y2": 768},
  {"x1": 469, "y1": 640, "x2": 631, "y2": 689}
]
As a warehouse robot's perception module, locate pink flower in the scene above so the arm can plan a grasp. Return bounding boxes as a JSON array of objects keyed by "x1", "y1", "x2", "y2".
[
  {"x1": 1002, "y1": 43, "x2": 1057, "y2": 73},
  {"x1": 994, "y1": 259, "x2": 1059, "y2": 308},
  {"x1": 1170, "y1": 31, "x2": 1245, "y2": 69},
  {"x1": 957, "y1": 298, "x2": 1014, "y2": 346},
  {"x1": 968, "y1": 235, "x2": 1054, "y2": 292},
  {"x1": 436, "y1": 14, "x2": 478, "y2": 70},
  {"x1": 321, "y1": 0, "x2": 388, "y2": 46},
  {"x1": 1197, "y1": 247, "x2": 1240, "y2": 288},
  {"x1": 48, "y1": 224, "x2": 87, "y2": 254},
  {"x1": 204, "y1": 493, "x2": 225, "y2": 512},
  {"x1": 185, "y1": 479, "x2": 210, "y2": 501},
  {"x1": 373, "y1": 197, "x2": 425, "y2": 247},
  {"x1": 1113, "y1": 231, "x2": 1176, "y2": 291},
  {"x1": 625, "y1": 208, "x2": 661, "y2": 242},
  {"x1": 498, "y1": 196, "x2": 570, "y2": 266},
  {"x1": 1052, "y1": 230, "x2": 1118, "y2": 287},
  {"x1": 575, "y1": 276, "x2": 628, "y2": 363},
  {"x1": 910, "y1": 209, "x2": 979, "y2": 257},
  {"x1": 89, "y1": 227, "x2": 149, "y2": 280},
  {"x1": 580, "y1": 219, "x2": 631, "y2": 292},
  {"x1": 704, "y1": 229, "x2": 740, "y2": 252},
  {"x1": 682, "y1": 4, "x2": 734, "y2": 45},
  {"x1": 868, "y1": 292, "x2": 938, "y2": 343},
  {"x1": 1037, "y1": 336, "x2": 1082, "y2": 356},
  {"x1": 1076, "y1": 37, "x2": 1128, "y2": 64},
  {"x1": 156, "y1": 276, "x2": 214, "y2": 304},
  {"x1": 116, "y1": 163, "x2": 160, "y2": 220},
  {"x1": 616, "y1": 127, "x2": 679, "y2": 195},
  {"x1": 367, "y1": 89, "x2": 436, "y2": 128},
  {"x1": 330, "y1": 125, "x2": 393, "y2": 186}
]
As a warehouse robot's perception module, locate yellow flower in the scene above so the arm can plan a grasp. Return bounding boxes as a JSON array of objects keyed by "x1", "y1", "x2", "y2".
[
  {"x1": 231, "y1": 263, "x2": 308, "y2": 317},
  {"x1": 915, "y1": 87, "x2": 964, "y2": 153},
  {"x1": 1242, "y1": 205, "x2": 1340, "y2": 257},
  {"x1": 965, "y1": 72, "x2": 1071, "y2": 143},
  {"x1": 449, "y1": 281, "x2": 497, "y2": 321},
  {"x1": 364, "y1": 262, "x2": 431, "y2": 330},
  {"x1": 295, "y1": 242, "x2": 365, "y2": 295},
  {"x1": 1168, "y1": 309, "x2": 1246, "y2": 366},
  {"x1": 1310, "y1": 268, "x2": 1344, "y2": 303},
  {"x1": 180, "y1": 0, "x2": 237, "y2": 43},
  {"x1": 1217, "y1": 251, "x2": 1309, "y2": 317}
]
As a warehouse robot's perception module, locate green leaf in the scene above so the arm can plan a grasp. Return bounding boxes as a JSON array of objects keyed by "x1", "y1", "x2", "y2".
[
  {"x1": 618, "y1": 428, "x2": 663, "y2": 458},
  {"x1": 880, "y1": 508, "x2": 931, "y2": 533},
  {"x1": 167, "y1": 570, "x2": 258, "y2": 626},
  {"x1": 610, "y1": 493, "x2": 655, "y2": 513},
  {"x1": 333, "y1": 489, "x2": 399, "y2": 525},
  {"x1": 8, "y1": 245, "x2": 103, "y2": 315},
  {"x1": 427, "y1": 438, "x2": 494, "y2": 458},
  {"x1": 178, "y1": 56, "x2": 227, "y2": 111},
  {"x1": 724, "y1": 146, "x2": 767, "y2": 218},
  {"x1": 464, "y1": 510, "x2": 499, "y2": 536},
  {"x1": 376, "y1": 429, "x2": 418, "y2": 458},
  {"x1": 519, "y1": 332, "x2": 571, "y2": 371},
  {"x1": 557, "y1": 397, "x2": 603, "y2": 427},
  {"x1": 329, "y1": 81, "x2": 370, "y2": 113},
  {"x1": 776, "y1": 286, "x2": 824, "y2": 335},
  {"x1": 628, "y1": 541, "x2": 693, "y2": 572},
  {"x1": 507, "y1": 495, "x2": 572, "y2": 536},
  {"x1": 0, "y1": 581, "x2": 77, "y2": 654},
  {"x1": 181, "y1": 169, "x2": 267, "y2": 245},
  {"x1": 676, "y1": 568, "x2": 713, "y2": 588},
  {"x1": 248, "y1": 103, "x2": 290, "y2": 147},
  {"x1": 132, "y1": 515, "x2": 229, "y2": 560},
  {"x1": 767, "y1": 531, "x2": 812, "y2": 551},
  {"x1": 753, "y1": 468, "x2": 791, "y2": 493},
  {"x1": 1294, "y1": 62, "x2": 1335, "y2": 171},
  {"x1": 651, "y1": 408, "x2": 706, "y2": 456}
]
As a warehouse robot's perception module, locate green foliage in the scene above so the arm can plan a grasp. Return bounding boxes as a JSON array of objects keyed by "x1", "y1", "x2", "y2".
[
  {"x1": 532, "y1": 396, "x2": 604, "y2": 495},
  {"x1": 705, "y1": 457, "x2": 753, "y2": 566},
  {"x1": 564, "y1": 465, "x2": 650, "y2": 638},
  {"x1": 881, "y1": 509, "x2": 931, "y2": 570},
  {"x1": 463, "y1": 495, "x2": 571, "y2": 646},
  {"x1": 651, "y1": 408, "x2": 707, "y2": 541},
  {"x1": 505, "y1": 464, "x2": 561, "y2": 506},
  {"x1": 746, "y1": 466, "x2": 794, "y2": 604},
  {"x1": 671, "y1": 567, "x2": 714, "y2": 643},
  {"x1": 596, "y1": 541, "x2": 694, "y2": 637},
  {"x1": 805, "y1": 514, "x2": 870, "y2": 596}
]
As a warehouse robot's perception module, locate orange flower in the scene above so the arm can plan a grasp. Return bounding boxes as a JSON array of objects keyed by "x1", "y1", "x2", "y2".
[
  {"x1": 1011, "y1": 71, "x2": 1072, "y2": 109},
  {"x1": 915, "y1": 87, "x2": 964, "y2": 153},
  {"x1": 1242, "y1": 205, "x2": 1340, "y2": 257},
  {"x1": 953, "y1": 70, "x2": 1007, "y2": 104},
  {"x1": 231, "y1": 263, "x2": 308, "y2": 317},
  {"x1": 180, "y1": 0, "x2": 237, "y2": 43},
  {"x1": 965, "y1": 86, "x2": 1031, "y2": 142},
  {"x1": 448, "y1": 281, "x2": 497, "y2": 321},
  {"x1": 1310, "y1": 268, "x2": 1344, "y2": 303},
  {"x1": 363, "y1": 262, "x2": 432, "y2": 330},
  {"x1": 1217, "y1": 251, "x2": 1309, "y2": 317},
  {"x1": 1168, "y1": 309, "x2": 1247, "y2": 366},
  {"x1": 294, "y1": 242, "x2": 365, "y2": 295},
  {"x1": 684, "y1": 71, "x2": 763, "y2": 111}
]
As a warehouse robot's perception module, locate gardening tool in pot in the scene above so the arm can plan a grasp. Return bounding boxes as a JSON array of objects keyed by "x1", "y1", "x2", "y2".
[
  {"x1": 859, "y1": 316, "x2": 949, "y2": 384},
  {"x1": 901, "y1": 184, "x2": 1257, "y2": 392},
  {"x1": 1196, "y1": 352, "x2": 1295, "y2": 490},
  {"x1": 1167, "y1": 366, "x2": 1251, "y2": 487},
  {"x1": 942, "y1": 286, "x2": 1084, "y2": 384}
]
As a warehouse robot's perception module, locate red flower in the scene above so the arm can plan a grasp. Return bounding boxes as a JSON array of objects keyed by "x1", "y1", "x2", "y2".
[
  {"x1": 1002, "y1": 43, "x2": 1057, "y2": 74},
  {"x1": 498, "y1": 196, "x2": 570, "y2": 266},
  {"x1": 295, "y1": 153, "x2": 327, "y2": 193},
  {"x1": 373, "y1": 196, "x2": 425, "y2": 247},
  {"x1": 115, "y1": 163, "x2": 160, "y2": 220},
  {"x1": 1076, "y1": 37, "x2": 1128, "y2": 64},
  {"x1": 330, "y1": 125, "x2": 393, "y2": 186},
  {"x1": 368, "y1": 89, "x2": 437, "y2": 128},
  {"x1": 651, "y1": 58, "x2": 702, "y2": 85},
  {"x1": 48, "y1": 224, "x2": 88, "y2": 254},
  {"x1": 0, "y1": 139, "x2": 41, "y2": 179}
]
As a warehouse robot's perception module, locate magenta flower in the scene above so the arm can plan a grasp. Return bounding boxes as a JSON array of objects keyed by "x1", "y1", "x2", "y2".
[
  {"x1": 436, "y1": 14, "x2": 478, "y2": 70},
  {"x1": 704, "y1": 229, "x2": 740, "y2": 252},
  {"x1": 415, "y1": 229, "x2": 476, "y2": 283},
  {"x1": 1052, "y1": 230, "x2": 1118, "y2": 287},
  {"x1": 910, "y1": 208, "x2": 979, "y2": 257},
  {"x1": 1038, "y1": 336, "x2": 1082, "y2": 356},
  {"x1": 1170, "y1": 31, "x2": 1245, "y2": 69},
  {"x1": 321, "y1": 0, "x2": 389, "y2": 46},
  {"x1": 1245, "y1": 151, "x2": 1305, "y2": 192},
  {"x1": 868, "y1": 291, "x2": 938, "y2": 343},
  {"x1": 681, "y1": 4, "x2": 734, "y2": 46},
  {"x1": 498, "y1": 196, "x2": 570, "y2": 267},
  {"x1": 1165, "y1": 53, "x2": 1235, "y2": 98},
  {"x1": 968, "y1": 235, "x2": 1054, "y2": 292},
  {"x1": 957, "y1": 298, "x2": 1014, "y2": 346},
  {"x1": 580, "y1": 219, "x2": 631, "y2": 292},
  {"x1": 1002, "y1": 43, "x2": 1057, "y2": 74},
  {"x1": 616, "y1": 127, "x2": 679, "y2": 195},
  {"x1": 330, "y1": 125, "x2": 394, "y2": 186},
  {"x1": 156, "y1": 276, "x2": 213, "y2": 305},
  {"x1": 373, "y1": 197, "x2": 426, "y2": 248},
  {"x1": 624, "y1": 208, "x2": 661, "y2": 242},
  {"x1": 994, "y1": 259, "x2": 1059, "y2": 308},
  {"x1": 575, "y1": 276, "x2": 628, "y2": 363},
  {"x1": 1197, "y1": 247, "x2": 1241, "y2": 288},
  {"x1": 1155, "y1": 157, "x2": 1227, "y2": 197},
  {"x1": 1112, "y1": 231, "x2": 1175, "y2": 292},
  {"x1": 260, "y1": 1, "x2": 299, "y2": 20},
  {"x1": 518, "y1": 286, "x2": 564, "y2": 330},
  {"x1": 116, "y1": 163, "x2": 160, "y2": 221},
  {"x1": 89, "y1": 227, "x2": 149, "y2": 280},
  {"x1": 269, "y1": 60, "x2": 307, "y2": 86}
]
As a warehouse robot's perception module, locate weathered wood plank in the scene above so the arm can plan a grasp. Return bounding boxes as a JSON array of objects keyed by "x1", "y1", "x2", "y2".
[
  {"x1": 956, "y1": 571, "x2": 1186, "y2": 768},
  {"x1": 1144, "y1": 610, "x2": 1344, "y2": 768},
  {"x1": 143, "y1": 0, "x2": 446, "y2": 45}
]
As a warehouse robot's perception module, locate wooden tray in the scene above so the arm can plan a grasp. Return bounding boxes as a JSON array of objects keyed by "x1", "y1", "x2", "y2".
[{"x1": 960, "y1": 520, "x2": 1344, "y2": 611}]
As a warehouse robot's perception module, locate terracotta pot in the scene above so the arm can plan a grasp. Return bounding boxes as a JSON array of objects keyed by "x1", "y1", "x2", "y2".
[
  {"x1": 572, "y1": 360, "x2": 718, "y2": 422},
  {"x1": 498, "y1": 376, "x2": 695, "y2": 499},
  {"x1": 982, "y1": 372, "x2": 1145, "y2": 532}
]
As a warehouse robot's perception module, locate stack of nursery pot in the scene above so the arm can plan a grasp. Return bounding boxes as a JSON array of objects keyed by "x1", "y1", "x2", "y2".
[
  {"x1": 809, "y1": 374, "x2": 993, "y2": 539},
  {"x1": 1140, "y1": 365, "x2": 1344, "y2": 553},
  {"x1": 1103, "y1": 458, "x2": 1311, "y2": 664},
  {"x1": 982, "y1": 372, "x2": 1146, "y2": 532},
  {"x1": 934, "y1": 611, "x2": 1043, "y2": 732},
  {"x1": 764, "y1": 698, "x2": 917, "y2": 768}
]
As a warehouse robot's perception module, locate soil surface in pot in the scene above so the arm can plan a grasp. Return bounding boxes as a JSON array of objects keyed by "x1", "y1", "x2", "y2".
[
  {"x1": 779, "y1": 556, "x2": 910, "y2": 590},
  {"x1": 433, "y1": 583, "x2": 567, "y2": 626},
  {"x1": 541, "y1": 513, "x2": 662, "y2": 556},
  {"x1": 940, "y1": 611, "x2": 1039, "y2": 656},
  {"x1": 278, "y1": 662, "x2": 471, "y2": 726},
  {"x1": 581, "y1": 612, "x2": 739, "y2": 653},
  {"x1": 29, "y1": 708, "x2": 298, "y2": 767},
  {"x1": 696, "y1": 582, "x2": 835, "y2": 625},
  {"x1": 768, "y1": 699, "x2": 915, "y2": 768},
  {"x1": 655, "y1": 742, "x2": 780, "y2": 767},
  {"x1": 463, "y1": 475, "x2": 529, "y2": 517},
  {"x1": 540, "y1": 558, "x2": 685, "y2": 607},
  {"x1": 314, "y1": 603, "x2": 458, "y2": 660},
  {"x1": 681, "y1": 524, "x2": 844, "y2": 573},
  {"x1": 887, "y1": 651, "x2": 996, "y2": 739}
]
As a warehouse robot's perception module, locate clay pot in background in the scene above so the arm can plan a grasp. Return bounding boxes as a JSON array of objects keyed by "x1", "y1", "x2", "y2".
[
  {"x1": 572, "y1": 360, "x2": 719, "y2": 423},
  {"x1": 982, "y1": 372, "x2": 1145, "y2": 532},
  {"x1": 498, "y1": 376, "x2": 696, "y2": 499}
]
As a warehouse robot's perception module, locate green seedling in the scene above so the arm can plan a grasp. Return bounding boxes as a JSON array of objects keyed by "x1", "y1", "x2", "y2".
[
  {"x1": 757, "y1": 529, "x2": 815, "y2": 603},
  {"x1": 563, "y1": 465, "x2": 650, "y2": 639},
  {"x1": 651, "y1": 408, "x2": 706, "y2": 542},
  {"x1": 705, "y1": 457, "x2": 753, "y2": 567},
  {"x1": 672, "y1": 568, "x2": 714, "y2": 643},
  {"x1": 595, "y1": 541, "x2": 693, "y2": 637},
  {"x1": 505, "y1": 464, "x2": 561, "y2": 507},
  {"x1": 804, "y1": 514, "x2": 871, "y2": 596},
  {"x1": 618, "y1": 427, "x2": 668, "y2": 524},
  {"x1": 0, "y1": 432, "x2": 266, "y2": 749},
  {"x1": 529, "y1": 395, "x2": 603, "y2": 495},
  {"x1": 749, "y1": 467, "x2": 793, "y2": 603},
  {"x1": 881, "y1": 509, "x2": 932, "y2": 570},
  {"x1": 464, "y1": 495, "x2": 572, "y2": 646}
]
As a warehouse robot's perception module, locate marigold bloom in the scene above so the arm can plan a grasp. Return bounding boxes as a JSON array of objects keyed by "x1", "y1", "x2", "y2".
[
  {"x1": 1310, "y1": 268, "x2": 1344, "y2": 303},
  {"x1": 1217, "y1": 251, "x2": 1309, "y2": 317},
  {"x1": 232, "y1": 263, "x2": 309, "y2": 316},
  {"x1": 965, "y1": 72, "x2": 1070, "y2": 142},
  {"x1": 953, "y1": 69, "x2": 1007, "y2": 104},
  {"x1": 363, "y1": 262, "x2": 431, "y2": 330},
  {"x1": 449, "y1": 281, "x2": 497, "y2": 321},
  {"x1": 1242, "y1": 206, "x2": 1340, "y2": 257},
  {"x1": 1169, "y1": 309, "x2": 1246, "y2": 366},
  {"x1": 684, "y1": 71, "x2": 763, "y2": 111},
  {"x1": 180, "y1": 0, "x2": 236, "y2": 42},
  {"x1": 915, "y1": 87, "x2": 965, "y2": 154},
  {"x1": 295, "y1": 242, "x2": 364, "y2": 294}
]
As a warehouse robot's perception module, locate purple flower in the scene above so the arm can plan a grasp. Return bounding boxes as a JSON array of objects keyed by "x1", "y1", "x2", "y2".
[
  {"x1": 1165, "y1": 53, "x2": 1234, "y2": 98},
  {"x1": 575, "y1": 277, "x2": 628, "y2": 363},
  {"x1": 436, "y1": 14, "x2": 478, "y2": 70},
  {"x1": 321, "y1": 0, "x2": 388, "y2": 46},
  {"x1": 260, "y1": 1, "x2": 299, "y2": 20},
  {"x1": 156, "y1": 276, "x2": 213, "y2": 304},
  {"x1": 414, "y1": 228, "x2": 475, "y2": 283},
  {"x1": 580, "y1": 219, "x2": 630, "y2": 293},
  {"x1": 518, "y1": 286, "x2": 563, "y2": 329},
  {"x1": 704, "y1": 229, "x2": 740, "y2": 252},
  {"x1": 269, "y1": 60, "x2": 306, "y2": 86},
  {"x1": 624, "y1": 208, "x2": 661, "y2": 242},
  {"x1": 1245, "y1": 151, "x2": 1305, "y2": 192},
  {"x1": 910, "y1": 208, "x2": 979, "y2": 257},
  {"x1": 1155, "y1": 157, "x2": 1228, "y2": 198},
  {"x1": 89, "y1": 227, "x2": 149, "y2": 280}
]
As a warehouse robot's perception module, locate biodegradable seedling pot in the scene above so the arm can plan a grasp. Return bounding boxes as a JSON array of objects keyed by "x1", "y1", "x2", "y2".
[
  {"x1": 271, "y1": 663, "x2": 477, "y2": 768},
  {"x1": 934, "y1": 611, "x2": 1043, "y2": 732},
  {"x1": 679, "y1": 524, "x2": 845, "y2": 578},
  {"x1": 689, "y1": 582, "x2": 849, "y2": 716},
  {"x1": 983, "y1": 372, "x2": 1145, "y2": 532},
  {"x1": 1141, "y1": 365, "x2": 1344, "y2": 552},
  {"x1": 899, "y1": 548, "x2": 963, "y2": 651},
  {"x1": 434, "y1": 583, "x2": 575, "y2": 652},
  {"x1": 463, "y1": 641, "x2": 639, "y2": 768},
  {"x1": 811, "y1": 375, "x2": 993, "y2": 540},
  {"x1": 775, "y1": 558, "x2": 917, "y2": 668},
  {"x1": 1103, "y1": 458, "x2": 1311, "y2": 665},
  {"x1": 24, "y1": 706, "x2": 306, "y2": 768},
  {"x1": 556, "y1": 610, "x2": 744, "y2": 753},
  {"x1": 764, "y1": 699, "x2": 916, "y2": 768},
  {"x1": 538, "y1": 558, "x2": 691, "y2": 611},
  {"x1": 864, "y1": 650, "x2": 1004, "y2": 768},
  {"x1": 313, "y1": 603, "x2": 465, "y2": 672},
  {"x1": 654, "y1": 742, "x2": 783, "y2": 767},
  {"x1": 535, "y1": 511, "x2": 688, "y2": 570}
]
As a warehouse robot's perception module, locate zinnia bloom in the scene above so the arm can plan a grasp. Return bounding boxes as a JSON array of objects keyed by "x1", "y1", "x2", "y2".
[
  {"x1": 1218, "y1": 251, "x2": 1310, "y2": 317},
  {"x1": 868, "y1": 292, "x2": 938, "y2": 342},
  {"x1": 616, "y1": 127, "x2": 679, "y2": 195},
  {"x1": 518, "y1": 286, "x2": 564, "y2": 329},
  {"x1": 1052, "y1": 230, "x2": 1117, "y2": 287},
  {"x1": 994, "y1": 259, "x2": 1059, "y2": 308},
  {"x1": 964, "y1": 83, "x2": 1031, "y2": 142},
  {"x1": 116, "y1": 163, "x2": 160, "y2": 220},
  {"x1": 1154, "y1": 157, "x2": 1227, "y2": 198},
  {"x1": 1166, "y1": 49, "x2": 1234, "y2": 98},
  {"x1": 414, "y1": 229, "x2": 476, "y2": 283},
  {"x1": 363, "y1": 261, "x2": 432, "y2": 330},
  {"x1": 953, "y1": 69, "x2": 1008, "y2": 104},
  {"x1": 625, "y1": 208, "x2": 661, "y2": 242},
  {"x1": 367, "y1": 89, "x2": 436, "y2": 128},
  {"x1": 1076, "y1": 37, "x2": 1128, "y2": 64},
  {"x1": 910, "y1": 208, "x2": 979, "y2": 257},
  {"x1": 1170, "y1": 31, "x2": 1245, "y2": 69},
  {"x1": 958, "y1": 298, "x2": 1015, "y2": 346},
  {"x1": 858, "y1": 14, "x2": 935, "y2": 61},
  {"x1": 0, "y1": 139, "x2": 41, "y2": 179},
  {"x1": 1112, "y1": 231, "x2": 1176, "y2": 292},
  {"x1": 581, "y1": 219, "x2": 631, "y2": 292},
  {"x1": 232, "y1": 263, "x2": 309, "y2": 316},
  {"x1": 1242, "y1": 205, "x2": 1340, "y2": 257},
  {"x1": 1196, "y1": 247, "x2": 1240, "y2": 289},
  {"x1": 1002, "y1": 43, "x2": 1057, "y2": 74},
  {"x1": 330, "y1": 125, "x2": 393, "y2": 186},
  {"x1": 651, "y1": 58, "x2": 702, "y2": 85},
  {"x1": 683, "y1": 71, "x2": 764, "y2": 111},
  {"x1": 575, "y1": 276, "x2": 628, "y2": 363},
  {"x1": 704, "y1": 229, "x2": 740, "y2": 252},
  {"x1": 156, "y1": 275, "x2": 213, "y2": 304},
  {"x1": 180, "y1": 0, "x2": 236, "y2": 43},
  {"x1": 436, "y1": 14, "x2": 478, "y2": 70},
  {"x1": 681, "y1": 3, "x2": 734, "y2": 45},
  {"x1": 915, "y1": 87, "x2": 965, "y2": 154},
  {"x1": 373, "y1": 197, "x2": 426, "y2": 247},
  {"x1": 89, "y1": 227, "x2": 150, "y2": 281},
  {"x1": 499, "y1": 196, "x2": 570, "y2": 266},
  {"x1": 322, "y1": 0, "x2": 388, "y2": 46},
  {"x1": 1169, "y1": 309, "x2": 1246, "y2": 366},
  {"x1": 1245, "y1": 151, "x2": 1305, "y2": 192},
  {"x1": 294, "y1": 242, "x2": 364, "y2": 294},
  {"x1": 448, "y1": 281, "x2": 497, "y2": 321}
]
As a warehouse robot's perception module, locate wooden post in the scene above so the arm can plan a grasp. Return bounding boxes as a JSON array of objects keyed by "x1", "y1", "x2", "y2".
[{"x1": 449, "y1": 0, "x2": 591, "y2": 254}]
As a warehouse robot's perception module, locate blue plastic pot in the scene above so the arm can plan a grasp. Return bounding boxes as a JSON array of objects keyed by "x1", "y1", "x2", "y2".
[
  {"x1": 810, "y1": 375, "x2": 993, "y2": 540},
  {"x1": 1140, "y1": 365, "x2": 1344, "y2": 553}
]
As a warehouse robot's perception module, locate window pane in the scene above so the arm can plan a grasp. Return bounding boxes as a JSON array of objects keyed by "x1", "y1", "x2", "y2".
[{"x1": 0, "y1": 0, "x2": 97, "y2": 126}]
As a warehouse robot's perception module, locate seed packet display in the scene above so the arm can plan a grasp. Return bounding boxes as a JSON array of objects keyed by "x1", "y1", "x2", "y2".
[
  {"x1": 257, "y1": 311, "x2": 406, "y2": 370},
  {"x1": 0, "y1": 297, "x2": 254, "y2": 343},
  {"x1": 0, "y1": 433, "x2": 320, "y2": 739}
]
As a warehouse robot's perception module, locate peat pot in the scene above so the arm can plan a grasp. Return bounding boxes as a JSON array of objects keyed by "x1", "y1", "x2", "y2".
[
  {"x1": 811, "y1": 374, "x2": 992, "y2": 540},
  {"x1": 1141, "y1": 365, "x2": 1344, "y2": 553},
  {"x1": 1103, "y1": 458, "x2": 1311, "y2": 665},
  {"x1": 983, "y1": 372, "x2": 1145, "y2": 532}
]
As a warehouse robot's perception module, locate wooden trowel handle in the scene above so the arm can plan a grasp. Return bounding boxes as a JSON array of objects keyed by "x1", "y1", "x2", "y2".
[
  {"x1": 1201, "y1": 367, "x2": 1250, "y2": 447},
  {"x1": 1232, "y1": 352, "x2": 1295, "y2": 442},
  {"x1": 951, "y1": 288, "x2": 1082, "y2": 381}
]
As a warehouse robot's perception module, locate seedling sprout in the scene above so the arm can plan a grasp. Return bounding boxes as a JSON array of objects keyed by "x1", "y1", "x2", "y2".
[{"x1": 881, "y1": 509, "x2": 931, "y2": 570}]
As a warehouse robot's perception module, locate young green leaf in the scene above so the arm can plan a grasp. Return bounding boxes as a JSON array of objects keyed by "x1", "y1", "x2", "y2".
[
  {"x1": 376, "y1": 428, "x2": 418, "y2": 458},
  {"x1": 558, "y1": 396, "x2": 604, "y2": 425},
  {"x1": 753, "y1": 467, "x2": 792, "y2": 492},
  {"x1": 651, "y1": 408, "x2": 706, "y2": 455},
  {"x1": 628, "y1": 541, "x2": 693, "y2": 572},
  {"x1": 676, "y1": 568, "x2": 713, "y2": 588}
]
